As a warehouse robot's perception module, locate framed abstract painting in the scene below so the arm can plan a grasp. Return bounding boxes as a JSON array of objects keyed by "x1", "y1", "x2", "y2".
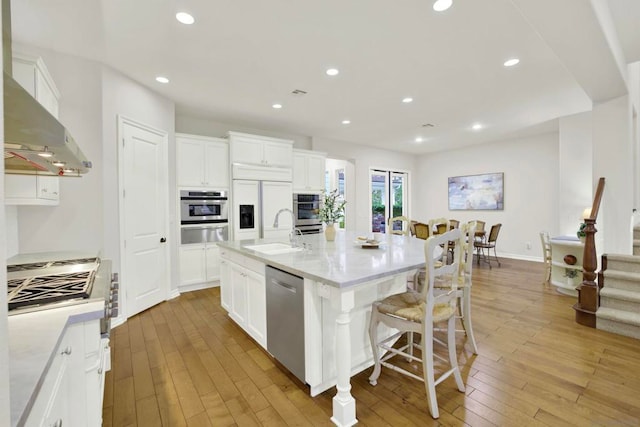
[{"x1": 448, "y1": 172, "x2": 504, "y2": 210}]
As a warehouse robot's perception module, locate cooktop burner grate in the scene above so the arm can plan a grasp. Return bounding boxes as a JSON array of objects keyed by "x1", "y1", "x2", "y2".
[
  {"x1": 6, "y1": 258, "x2": 98, "y2": 273},
  {"x1": 8, "y1": 270, "x2": 95, "y2": 310}
]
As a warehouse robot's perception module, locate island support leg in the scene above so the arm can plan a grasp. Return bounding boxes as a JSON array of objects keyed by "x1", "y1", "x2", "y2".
[{"x1": 330, "y1": 289, "x2": 357, "y2": 427}]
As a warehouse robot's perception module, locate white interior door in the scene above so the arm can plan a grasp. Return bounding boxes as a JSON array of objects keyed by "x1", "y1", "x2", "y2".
[{"x1": 119, "y1": 116, "x2": 169, "y2": 318}]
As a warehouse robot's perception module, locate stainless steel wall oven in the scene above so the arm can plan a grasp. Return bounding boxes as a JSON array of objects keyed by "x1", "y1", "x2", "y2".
[
  {"x1": 293, "y1": 193, "x2": 323, "y2": 234},
  {"x1": 180, "y1": 190, "x2": 228, "y2": 224},
  {"x1": 180, "y1": 190, "x2": 229, "y2": 244}
]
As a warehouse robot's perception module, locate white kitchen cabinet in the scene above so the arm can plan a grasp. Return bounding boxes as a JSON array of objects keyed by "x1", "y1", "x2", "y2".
[
  {"x1": 177, "y1": 133, "x2": 229, "y2": 188},
  {"x1": 229, "y1": 131, "x2": 293, "y2": 168},
  {"x1": 5, "y1": 174, "x2": 60, "y2": 205},
  {"x1": 293, "y1": 149, "x2": 327, "y2": 193},
  {"x1": 12, "y1": 51, "x2": 60, "y2": 118},
  {"x1": 6, "y1": 52, "x2": 61, "y2": 206},
  {"x1": 246, "y1": 268, "x2": 267, "y2": 345},
  {"x1": 25, "y1": 318, "x2": 103, "y2": 427},
  {"x1": 219, "y1": 250, "x2": 267, "y2": 348},
  {"x1": 178, "y1": 243, "x2": 221, "y2": 287}
]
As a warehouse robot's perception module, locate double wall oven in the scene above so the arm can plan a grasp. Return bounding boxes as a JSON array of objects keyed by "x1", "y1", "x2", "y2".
[
  {"x1": 293, "y1": 193, "x2": 323, "y2": 234},
  {"x1": 180, "y1": 190, "x2": 229, "y2": 244}
]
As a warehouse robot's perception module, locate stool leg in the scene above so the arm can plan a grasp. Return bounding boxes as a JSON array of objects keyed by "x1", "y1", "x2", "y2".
[{"x1": 368, "y1": 307, "x2": 381, "y2": 386}]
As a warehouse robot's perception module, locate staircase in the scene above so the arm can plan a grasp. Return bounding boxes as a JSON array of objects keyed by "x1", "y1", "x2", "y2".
[{"x1": 596, "y1": 227, "x2": 640, "y2": 339}]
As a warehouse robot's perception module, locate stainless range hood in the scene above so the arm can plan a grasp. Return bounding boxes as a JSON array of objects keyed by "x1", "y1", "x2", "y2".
[{"x1": 2, "y1": 0, "x2": 91, "y2": 176}]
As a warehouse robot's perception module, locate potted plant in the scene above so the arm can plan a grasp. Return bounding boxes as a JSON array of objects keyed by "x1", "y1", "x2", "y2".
[
  {"x1": 577, "y1": 222, "x2": 587, "y2": 243},
  {"x1": 564, "y1": 268, "x2": 579, "y2": 286},
  {"x1": 319, "y1": 189, "x2": 346, "y2": 241}
]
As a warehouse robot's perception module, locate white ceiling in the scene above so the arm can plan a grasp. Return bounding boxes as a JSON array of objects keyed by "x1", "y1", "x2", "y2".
[{"x1": 9, "y1": 0, "x2": 640, "y2": 154}]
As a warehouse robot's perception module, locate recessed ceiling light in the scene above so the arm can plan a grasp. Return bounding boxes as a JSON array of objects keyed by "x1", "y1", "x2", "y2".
[
  {"x1": 52, "y1": 161, "x2": 65, "y2": 167},
  {"x1": 326, "y1": 68, "x2": 339, "y2": 76},
  {"x1": 176, "y1": 12, "x2": 195, "y2": 25},
  {"x1": 472, "y1": 123, "x2": 483, "y2": 130},
  {"x1": 433, "y1": 0, "x2": 453, "y2": 12},
  {"x1": 272, "y1": 103, "x2": 283, "y2": 109},
  {"x1": 342, "y1": 120, "x2": 351, "y2": 125},
  {"x1": 415, "y1": 137, "x2": 424, "y2": 143},
  {"x1": 402, "y1": 97, "x2": 413, "y2": 103},
  {"x1": 155, "y1": 76, "x2": 169, "y2": 84},
  {"x1": 504, "y1": 58, "x2": 520, "y2": 67}
]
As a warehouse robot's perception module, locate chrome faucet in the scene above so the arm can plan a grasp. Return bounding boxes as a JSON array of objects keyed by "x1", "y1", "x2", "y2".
[{"x1": 273, "y1": 208, "x2": 300, "y2": 246}]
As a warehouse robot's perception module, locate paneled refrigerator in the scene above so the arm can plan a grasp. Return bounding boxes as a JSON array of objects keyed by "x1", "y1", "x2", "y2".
[{"x1": 232, "y1": 180, "x2": 293, "y2": 241}]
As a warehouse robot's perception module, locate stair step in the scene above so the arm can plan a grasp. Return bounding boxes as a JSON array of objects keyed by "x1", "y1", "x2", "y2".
[
  {"x1": 605, "y1": 254, "x2": 640, "y2": 273},
  {"x1": 602, "y1": 269, "x2": 640, "y2": 292},
  {"x1": 600, "y1": 287, "x2": 640, "y2": 312},
  {"x1": 597, "y1": 307, "x2": 640, "y2": 339}
]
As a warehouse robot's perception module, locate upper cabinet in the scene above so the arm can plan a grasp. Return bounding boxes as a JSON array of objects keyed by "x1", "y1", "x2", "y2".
[
  {"x1": 5, "y1": 52, "x2": 61, "y2": 206},
  {"x1": 228, "y1": 132, "x2": 293, "y2": 169},
  {"x1": 293, "y1": 149, "x2": 327, "y2": 194},
  {"x1": 12, "y1": 52, "x2": 60, "y2": 118},
  {"x1": 177, "y1": 133, "x2": 229, "y2": 189}
]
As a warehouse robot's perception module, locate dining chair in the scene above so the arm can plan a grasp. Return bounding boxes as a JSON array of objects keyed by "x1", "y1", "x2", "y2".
[
  {"x1": 449, "y1": 219, "x2": 460, "y2": 230},
  {"x1": 442, "y1": 221, "x2": 478, "y2": 354},
  {"x1": 411, "y1": 221, "x2": 430, "y2": 240},
  {"x1": 387, "y1": 216, "x2": 411, "y2": 236},
  {"x1": 540, "y1": 231, "x2": 552, "y2": 286},
  {"x1": 428, "y1": 218, "x2": 451, "y2": 263},
  {"x1": 415, "y1": 221, "x2": 479, "y2": 353},
  {"x1": 368, "y1": 229, "x2": 466, "y2": 419},
  {"x1": 474, "y1": 223, "x2": 502, "y2": 268}
]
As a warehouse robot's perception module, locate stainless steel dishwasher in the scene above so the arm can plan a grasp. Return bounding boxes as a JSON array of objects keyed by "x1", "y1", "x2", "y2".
[{"x1": 266, "y1": 265, "x2": 305, "y2": 383}]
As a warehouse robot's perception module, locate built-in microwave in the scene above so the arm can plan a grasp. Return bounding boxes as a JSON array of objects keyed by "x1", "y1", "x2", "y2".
[
  {"x1": 180, "y1": 190, "x2": 228, "y2": 224},
  {"x1": 293, "y1": 193, "x2": 323, "y2": 234}
]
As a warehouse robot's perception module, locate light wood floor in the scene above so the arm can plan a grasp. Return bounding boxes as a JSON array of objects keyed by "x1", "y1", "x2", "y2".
[{"x1": 103, "y1": 258, "x2": 640, "y2": 426}]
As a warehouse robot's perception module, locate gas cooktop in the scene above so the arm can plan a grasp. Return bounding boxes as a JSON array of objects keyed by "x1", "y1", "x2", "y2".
[{"x1": 7, "y1": 257, "x2": 100, "y2": 311}]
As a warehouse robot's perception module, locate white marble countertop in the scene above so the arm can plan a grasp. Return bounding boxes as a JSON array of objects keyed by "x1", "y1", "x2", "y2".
[
  {"x1": 8, "y1": 301, "x2": 104, "y2": 426},
  {"x1": 218, "y1": 231, "x2": 429, "y2": 288},
  {"x1": 8, "y1": 250, "x2": 101, "y2": 265}
]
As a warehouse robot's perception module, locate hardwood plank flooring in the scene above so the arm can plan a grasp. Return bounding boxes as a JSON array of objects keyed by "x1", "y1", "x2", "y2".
[{"x1": 103, "y1": 258, "x2": 640, "y2": 426}]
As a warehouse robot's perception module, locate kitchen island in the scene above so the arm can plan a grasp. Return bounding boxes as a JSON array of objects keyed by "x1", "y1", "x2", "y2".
[{"x1": 218, "y1": 231, "x2": 429, "y2": 427}]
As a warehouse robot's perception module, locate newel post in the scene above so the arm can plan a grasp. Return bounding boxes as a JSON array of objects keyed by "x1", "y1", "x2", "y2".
[{"x1": 573, "y1": 218, "x2": 598, "y2": 327}]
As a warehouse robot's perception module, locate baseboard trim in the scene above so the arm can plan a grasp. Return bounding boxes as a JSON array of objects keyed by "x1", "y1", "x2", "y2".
[{"x1": 177, "y1": 281, "x2": 220, "y2": 295}]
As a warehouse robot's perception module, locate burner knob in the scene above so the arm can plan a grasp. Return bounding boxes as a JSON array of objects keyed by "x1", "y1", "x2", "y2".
[
  {"x1": 110, "y1": 306, "x2": 119, "y2": 318},
  {"x1": 110, "y1": 291, "x2": 119, "y2": 303}
]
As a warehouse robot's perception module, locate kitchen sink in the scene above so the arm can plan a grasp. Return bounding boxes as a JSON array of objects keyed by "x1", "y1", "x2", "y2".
[{"x1": 243, "y1": 243, "x2": 304, "y2": 255}]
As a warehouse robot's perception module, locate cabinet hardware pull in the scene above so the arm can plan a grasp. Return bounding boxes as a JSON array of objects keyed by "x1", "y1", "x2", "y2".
[
  {"x1": 61, "y1": 346, "x2": 72, "y2": 355},
  {"x1": 52, "y1": 419, "x2": 63, "y2": 427}
]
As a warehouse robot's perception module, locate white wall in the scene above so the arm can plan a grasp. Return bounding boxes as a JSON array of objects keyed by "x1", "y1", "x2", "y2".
[
  {"x1": 414, "y1": 133, "x2": 559, "y2": 261},
  {"x1": 312, "y1": 137, "x2": 416, "y2": 233},
  {"x1": 0, "y1": 9, "x2": 11, "y2": 422},
  {"x1": 176, "y1": 114, "x2": 312, "y2": 149},
  {"x1": 101, "y1": 66, "x2": 176, "y2": 289},
  {"x1": 593, "y1": 95, "x2": 633, "y2": 254},
  {"x1": 12, "y1": 44, "x2": 104, "y2": 255},
  {"x1": 559, "y1": 112, "x2": 593, "y2": 235},
  {"x1": 4, "y1": 206, "x2": 18, "y2": 257},
  {"x1": 325, "y1": 158, "x2": 356, "y2": 231}
]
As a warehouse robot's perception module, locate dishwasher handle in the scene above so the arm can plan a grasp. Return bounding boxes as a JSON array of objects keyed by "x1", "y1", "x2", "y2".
[{"x1": 270, "y1": 278, "x2": 297, "y2": 293}]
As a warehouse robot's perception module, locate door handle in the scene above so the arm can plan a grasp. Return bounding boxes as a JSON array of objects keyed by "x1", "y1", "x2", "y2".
[{"x1": 160, "y1": 237, "x2": 167, "y2": 243}]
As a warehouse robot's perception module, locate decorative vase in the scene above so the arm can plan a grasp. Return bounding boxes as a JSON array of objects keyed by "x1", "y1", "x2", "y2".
[{"x1": 324, "y1": 223, "x2": 336, "y2": 241}]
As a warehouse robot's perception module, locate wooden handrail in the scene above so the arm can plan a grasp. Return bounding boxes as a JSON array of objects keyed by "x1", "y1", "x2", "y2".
[
  {"x1": 587, "y1": 177, "x2": 606, "y2": 220},
  {"x1": 574, "y1": 177, "x2": 605, "y2": 327}
]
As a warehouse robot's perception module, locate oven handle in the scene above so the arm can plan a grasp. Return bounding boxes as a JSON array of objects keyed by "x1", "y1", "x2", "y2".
[{"x1": 181, "y1": 223, "x2": 229, "y2": 229}]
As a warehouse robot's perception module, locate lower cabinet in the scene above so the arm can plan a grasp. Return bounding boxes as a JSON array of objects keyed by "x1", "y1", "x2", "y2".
[
  {"x1": 25, "y1": 318, "x2": 104, "y2": 427},
  {"x1": 219, "y1": 250, "x2": 266, "y2": 348},
  {"x1": 179, "y1": 244, "x2": 221, "y2": 287},
  {"x1": 5, "y1": 175, "x2": 60, "y2": 205}
]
